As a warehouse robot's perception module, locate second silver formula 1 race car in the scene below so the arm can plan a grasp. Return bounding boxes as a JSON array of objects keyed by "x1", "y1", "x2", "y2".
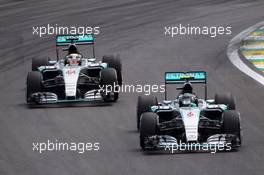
[
  {"x1": 137, "y1": 71, "x2": 241, "y2": 152},
  {"x1": 26, "y1": 34, "x2": 122, "y2": 104}
]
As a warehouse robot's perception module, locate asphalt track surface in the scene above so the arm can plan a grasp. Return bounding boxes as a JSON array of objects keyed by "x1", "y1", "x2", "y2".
[{"x1": 1, "y1": 0, "x2": 264, "y2": 175}]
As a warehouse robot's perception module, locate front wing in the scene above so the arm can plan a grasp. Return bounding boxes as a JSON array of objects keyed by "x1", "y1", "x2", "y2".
[
  {"x1": 27, "y1": 90, "x2": 115, "y2": 104},
  {"x1": 142, "y1": 134, "x2": 241, "y2": 153}
]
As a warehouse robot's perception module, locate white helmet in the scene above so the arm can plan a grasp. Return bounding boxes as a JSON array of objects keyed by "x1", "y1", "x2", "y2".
[{"x1": 66, "y1": 53, "x2": 82, "y2": 66}]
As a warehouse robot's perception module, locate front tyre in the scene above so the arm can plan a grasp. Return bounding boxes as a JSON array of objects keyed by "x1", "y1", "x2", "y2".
[
  {"x1": 100, "y1": 68, "x2": 119, "y2": 102},
  {"x1": 26, "y1": 71, "x2": 43, "y2": 103},
  {"x1": 137, "y1": 95, "x2": 158, "y2": 130},
  {"x1": 222, "y1": 110, "x2": 241, "y2": 146},
  {"x1": 102, "y1": 55, "x2": 122, "y2": 86},
  {"x1": 140, "y1": 112, "x2": 159, "y2": 150}
]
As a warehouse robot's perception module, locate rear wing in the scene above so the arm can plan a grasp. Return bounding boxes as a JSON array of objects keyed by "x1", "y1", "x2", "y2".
[
  {"x1": 55, "y1": 34, "x2": 95, "y2": 60},
  {"x1": 164, "y1": 71, "x2": 207, "y2": 100},
  {"x1": 56, "y1": 34, "x2": 94, "y2": 46}
]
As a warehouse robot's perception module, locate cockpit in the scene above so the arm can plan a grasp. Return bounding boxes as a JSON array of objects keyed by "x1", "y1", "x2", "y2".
[{"x1": 178, "y1": 93, "x2": 198, "y2": 107}]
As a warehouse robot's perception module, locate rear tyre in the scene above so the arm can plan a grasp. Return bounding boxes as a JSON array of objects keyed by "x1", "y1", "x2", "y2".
[
  {"x1": 215, "y1": 93, "x2": 236, "y2": 110},
  {"x1": 32, "y1": 57, "x2": 49, "y2": 71},
  {"x1": 140, "y1": 112, "x2": 159, "y2": 149},
  {"x1": 137, "y1": 95, "x2": 158, "y2": 130},
  {"x1": 222, "y1": 110, "x2": 241, "y2": 146},
  {"x1": 102, "y1": 55, "x2": 122, "y2": 86},
  {"x1": 100, "y1": 68, "x2": 119, "y2": 102},
  {"x1": 26, "y1": 71, "x2": 43, "y2": 103}
]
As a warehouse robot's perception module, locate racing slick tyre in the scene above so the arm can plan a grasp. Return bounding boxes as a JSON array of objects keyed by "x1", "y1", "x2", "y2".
[
  {"x1": 32, "y1": 57, "x2": 49, "y2": 71},
  {"x1": 102, "y1": 55, "x2": 122, "y2": 86},
  {"x1": 137, "y1": 95, "x2": 158, "y2": 130},
  {"x1": 26, "y1": 71, "x2": 43, "y2": 103},
  {"x1": 100, "y1": 68, "x2": 119, "y2": 102},
  {"x1": 140, "y1": 112, "x2": 159, "y2": 149},
  {"x1": 215, "y1": 93, "x2": 236, "y2": 110},
  {"x1": 222, "y1": 110, "x2": 241, "y2": 146}
]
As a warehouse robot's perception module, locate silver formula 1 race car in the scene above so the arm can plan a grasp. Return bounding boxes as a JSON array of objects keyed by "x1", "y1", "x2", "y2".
[
  {"x1": 26, "y1": 34, "x2": 122, "y2": 104},
  {"x1": 137, "y1": 71, "x2": 241, "y2": 152}
]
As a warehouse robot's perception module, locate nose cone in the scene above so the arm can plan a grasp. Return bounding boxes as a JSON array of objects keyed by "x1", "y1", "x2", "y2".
[
  {"x1": 180, "y1": 108, "x2": 200, "y2": 141},
  {"x1": 63, "y1": 67, "x2": 81, "y2": 97}
]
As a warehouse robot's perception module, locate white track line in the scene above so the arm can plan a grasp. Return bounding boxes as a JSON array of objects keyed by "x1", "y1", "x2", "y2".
[{"x1": 227, "y1": 21, "x2": 264, "y2": 85}]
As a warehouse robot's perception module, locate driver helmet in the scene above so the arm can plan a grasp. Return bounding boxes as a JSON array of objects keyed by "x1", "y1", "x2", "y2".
[
  {"x1": 68, "y1": 44, "x2": 78, "y2": 54},
  {"x1": 178, "y1": 93, "x2": 198, "y2": 107},
  {"x1": 181, "y1": 82, "x2": 193, "y2": 94},
  {"x1": 65, "y1": 53, "x2": 82, "y2": 66}
]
